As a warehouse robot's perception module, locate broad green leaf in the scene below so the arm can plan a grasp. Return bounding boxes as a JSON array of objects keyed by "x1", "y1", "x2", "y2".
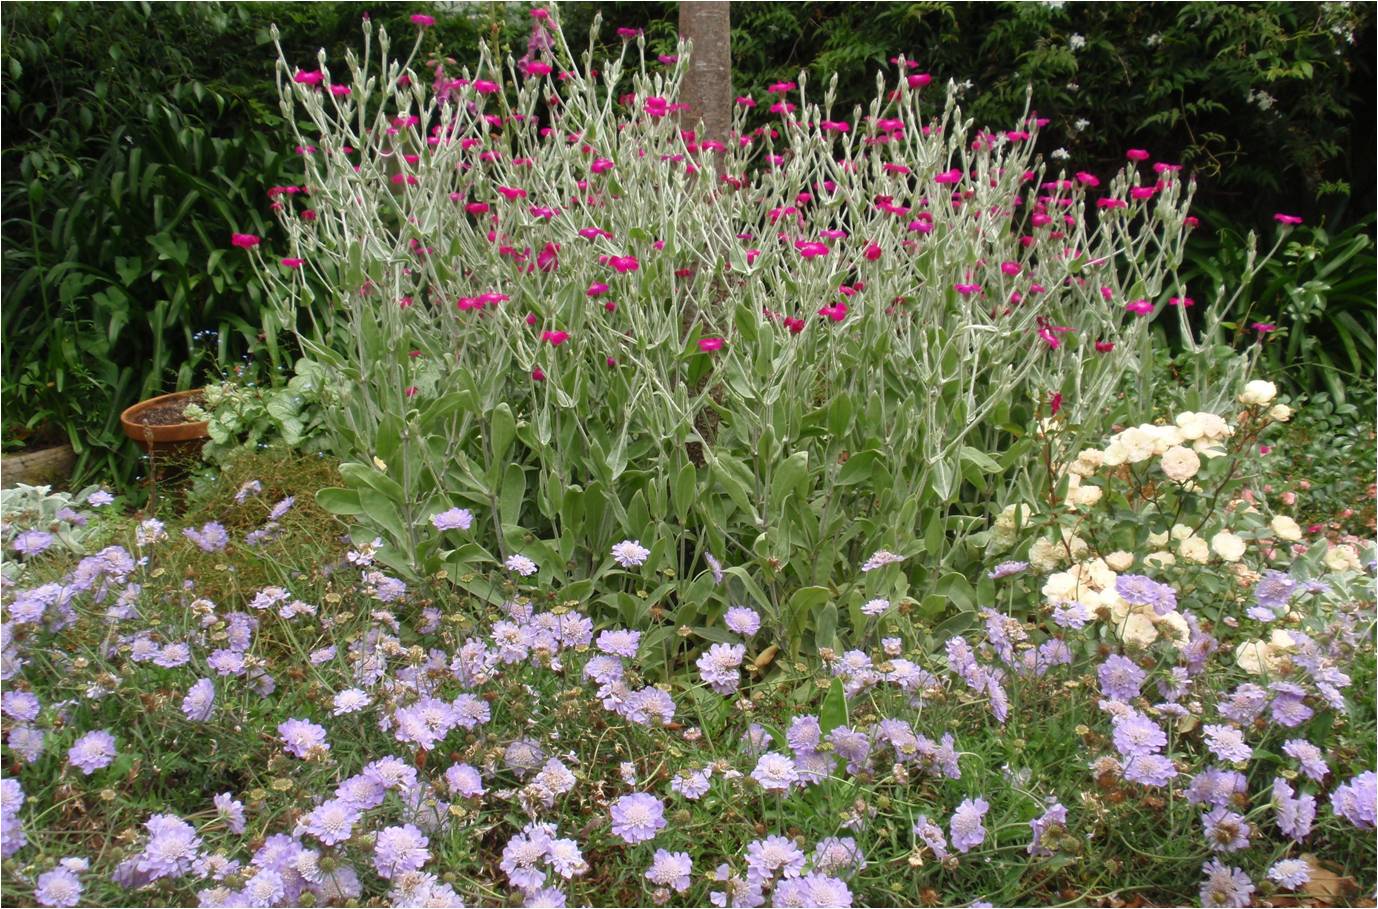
[{"x1": 819, "y1": 677, "x2": 848, "y2": 734}]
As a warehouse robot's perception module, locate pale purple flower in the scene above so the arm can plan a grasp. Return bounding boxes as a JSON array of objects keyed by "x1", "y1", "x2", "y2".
[
  {"x1": 1051, "y1": 600, "x2": 1092, "y2": 629},
  {"x1": 1187, "y1": 768, "x2": 1248, "y2": 808},
  {"x1": 697, "y1": 642, "x2": 746, "y2": 694},
  {"x1": 299, "y1": 799, "x2": 361, "y2": 846},
  {"x1": 1218, "y1": 684, "x2": 1268, "y2": 725},
  {"x1": 987, "y1": 560, "x2": 1028, "y2": 580},
  {"x1": 1122, "y1": 753, "x2": 1177, "y2": 787},
  {"x1": 373, "y1": 824, "x2": 430, "y2": 879},
  {"x1": 1282, "y1": 739, "x2": 1329, "y2": 781},
  {"x1": 445, "y1": 763, "x2": 485, "y2": 798},
  {"x1": 1111, "y1": 711, "x2": 1166, "y2": 757},
  {"x1": 243, "y1": 868, "x2": 286, "y2": 906},
  {"x1": 526, "y1": 887, "x2": 568, "y2": 907},
  {"x1": 9, "y1": 726, "x2": 44, "y2": 763},
  {"x1": 183, "y1": 522, "x2": 229, "y2": 552},
  {"x1": 860, "y1": 598, "x2": 889, "y2": 617},
  {"x1": 67, "y1": 730, "x2": 116, "y2": 775},
  {"x1": 2, "y1": 691, "x2": 40, "y2": 723},
  {"x1": 268, "y1": 496, "x2": 295, "y2": 520},
  {"x1": 724, "y1": 607, "x2": 761, "y2": 636},
  {"x1": 1115, "y1": 574, "x2": 1176, "y2": 614},
  {"x1": 860, "y1": 549, "x2": 904, "y2": 572},
  {"x1": 181, "y1": 678, "x2": 215, "y2": 721},
  {"x1": 1273, "y1": 777, "x2": 1316, "y2": 840},
  {"x1": 1200, "y1": 859, "x2": 1254, "y2": 907},
  {"x1": 1203, "y1": 725, "x2": 1252, "y2": 764},
  {"x1": 670, "y1": 767, "x2": 712, "y2": 800},
  {"x1": 1098, "y1": 654, "x2": 1146, "y2": 701},
  {"x1": 12, "y1": 530, "x2": 54, "y2": 557},
  {"x1": 1330, "y1": 770, "x2": 1376, "y2": 829},
  {"x1": 278, "y1": 718, "x2": 329, "y2": 759},
  {"x1": 1201, "y1": 806, "x2": 1250, "y2": 852},
  {"x1": 705, "y1": 553, "x2": 725, "y2": 584},
  {"x1": 88, "y1": 489, "x2": 114, "y2": 506},
  {"x1": 1027, "y1": 802, "x2": 1067, "y2": 856},
  {"x1": 154, "y1": 642, "x2": 192, "y2": 668},
  {"x1": 213, "y1": 793, "x2": 245, "y2": 834},
  {"x1": 1267, "y1": 858, "x2": 1310, "y2": 889},
  {"x1": 506, "y1": 554, "x2": 539, "y2": 576},
  {"x1": 547, "y1": 836, "x2": 587, "y2": 880},
  {"x1": 34, "y1": 866, "x2": 83, "y2": 906},
  {"x1": 609, "y1": 793, "x2": 666, "y2": 844},
  {"x1": 611, "y1": 539, "x2": 651, "y2": 568},
  {"x1": 597, "y1": 628, "x2": 641, "y2": 658},
  {"x1": 332, "y1": 688, "x2": 372, "y2": 715},
  {"x1": 136, "y1": 814, "x2": 202, "y2": 880},
  {"x1": 913, "y1": 815, "x2": 948, "y2": 859},
  {"x1": 431, "y1": 508, "x2": 474, "y2": 531},
  {"x1": 745, "y1": 835, "x2": 805, "y2": 882},
  {"x1": 751, "y1": 752, "x2": 799, "y2": 791},
  {"x1": 234, "y1": 480, "x2": 262, "y2": 503},
  {"x1": 812, "y1": 837, "x2": 866, "y2": 876},
  {"x1": 950, "y1": 797, "x2": 989, "y2": 853},
  {"x1": 646, "y1": 849, "x2": 692, "y2": 892}
]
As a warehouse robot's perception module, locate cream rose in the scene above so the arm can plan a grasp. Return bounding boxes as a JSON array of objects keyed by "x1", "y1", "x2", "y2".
[
  {"x1": 1160, "y1": 446, "x2": 1201, "y2": 482},
  {"x1": 1269, "y1": 515, "x2": 1302, "y2": 542},
  {"x1": 1179, "y1": 536, "x2": 1210, "y2": 563},
  {"x1": 1323, "y1": 543, "x2": 1361, "y2": 573},
  {"x1": 1239, "y1": 380, "x2": 1277, "y2": 405},
  {"x1": 1211, "y1": 531, "x2": 1247, "y2": 562},
  {"x1": 1105, "y1": 550, "x2": 1134, "y2": 572},
  {"x1": 1268, "y1": 403, "x2": 1292, "y2": 422}
]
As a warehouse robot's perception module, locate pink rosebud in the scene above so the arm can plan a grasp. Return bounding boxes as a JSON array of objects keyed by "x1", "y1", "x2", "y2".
[
  {"x1": 541, "y1": 330, "x2": 569, "y2": 346},
  {"x1": 522, "y1": 61, "x2": 552, "y2": 77},
  {"x1": 953, "y1": 283, "x2": 981, "y2": 296},
  {"x1": 604, "y1": 301, "x2": 616, "y2": 312},
  {"x1": 280, "y1": 257, "x2": 304, "y2": 268},
  {"x1": 410, "y1": 13, "x2": 436, "y2": 26},
  {"x1": 818, "y1": 302, "x2": 848, "y2": 322},
  {"x1": 606, "y1": 356, "x2": 617, "y2": 366},
  {"x1": 330, "y1": 84, "x2": 352, "y2": 96},
  {"x1": 1050, "y1": 392, "x2": 1063, "y2": 415},
  {"x1": 591, "y1": 157, "x2": 614, "y2": 174},
  {"x1": 231, "y1": 233, "x2": 260, "y2": 249},
  {"x1": 1259, "y1": 445, "x2": 1271, "y2": 455},
  {"x1": 607, "y1": 255, "x2": 640, "y2": 273},
  {"x1": 1251, "y1": 322, "x2": 1276, "y2": 334},
  {"x1": 616, "y1": 27, "x2": 641, "y2": 38},
  {"x1": 473, "y1": 79, "x2": 500, "y2": 94},
  {"x1": 698, "y1": 337, "x2": 725, "y2": 352},
  {"x1": 736, "y1": 96, "x2": 756, "y2": 108},
  {"x1": 933, "y1": 168, "x2": 963, "y2": 184}
]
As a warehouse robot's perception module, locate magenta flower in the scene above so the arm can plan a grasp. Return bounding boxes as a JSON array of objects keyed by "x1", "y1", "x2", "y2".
[
  {"x1": 231, "y1": 233, "x2": 260, "y2": 249},
  {"x1": 698, "y1": 337, "x2": 725, "y2": 352},
  {"x1": 280, "y1": 257, "x2": 304, "y2": 268},
  {"x1": 410, "y1": 13, "x2": 436, "y2": 26},
  {"x1": 541, "y1": 330, "x2": 570, "y2": 346},
  {"x1": 1273, "y1": 213, "x2": 1303, "y2": 226},
  {"x1": 1125, "y1": 299, "x2": 1153, "y2": 315},
  {"x1": 1126, "y1": 148, "x2": 1151, "y2": 161}
]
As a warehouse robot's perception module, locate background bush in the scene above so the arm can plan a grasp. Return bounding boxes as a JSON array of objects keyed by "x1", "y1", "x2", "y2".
[{"x1": 2, "y1": 0, "x2": 1373, "y2": 492}]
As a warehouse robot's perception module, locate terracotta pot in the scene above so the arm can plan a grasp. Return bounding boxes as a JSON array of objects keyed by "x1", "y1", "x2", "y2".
[{"x1": 119, "y1": 389, "x2": 209, "y2": 453}]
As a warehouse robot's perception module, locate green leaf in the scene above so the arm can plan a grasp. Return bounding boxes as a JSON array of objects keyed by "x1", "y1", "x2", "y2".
[
  {"x1": 672, "y1": 461, "x2": 696, "y2": 523},
  {"x1": 500, "y1": 463, "x2": 526, "y2": 527},
  {"x1": 490, "y1": 403, "x2": 516, "y2": 463},
  {"x1": 819, "y1": 677, "x2": 848, "y2": 734},
  {"x1": 314, "y1": 487, "x2": 361, "y2": 516},
  {"x1": 770, "y1": 450, "x2": 809, "y2": 508}
]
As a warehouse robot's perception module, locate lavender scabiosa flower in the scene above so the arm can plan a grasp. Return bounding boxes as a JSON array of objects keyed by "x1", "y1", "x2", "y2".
[
  {"x1": 87, "y1": 489, "x2": 114, "y2": 506},
  {"x1": 373, "y1": 824, "x2": 430, "y2": 879},
  {"x1": 1273, "y1": 777, "x2": 1316, "y2": 840},
  {"x1": 596, "y1": 628, "x2": 642, "y2": 658},
  {"x1": 1267, "y1": 858, "x2": 1310, "y2": 889},
  {"x1": 645, "y1": 849, "x2": 692, "y2": 892},
  {"x1": 609, "y1": 793, "x2": 665, "y2": 844},
  {"x1": 860, "y1": 549, "x2": 904, "y2": 572},
  {"x1": 1282, "y1": 739, "x2": 1329, "y2": 782},
  {"x1": 505, "y1": 554, "x2": 538, "y2": 576},
  {"x1": 912, "y1": 816, "x2": 948, "y2": 860},
  {"x1": 1330, "y1": 770, "x2": 1376, "y2": 829},
  {"x1": 1201, "y1": 806, "x2": 1250, "y2": 852},
  {"x1": 9, "y1": 726, "x2": 44, "y2": 764},
  {"x1": 278, "y1": 718, "x2": 329, "y2": 759},
  {"x1": 812, "y1": 837, "x2": 866, "y2": 876},
  {"x1": 987, "y1": 560, "x2": 1028, "y2": 579},
  {"x1": 861, "y1": 598, "x2": 890, "y2": 617},
  {"x1": 213, "y1": 793, "x2": 245, "y2": 834},
  {"x1": 1, "y1": 779, "x2": 26, "y2": 858},
  {"x1": 1200, "y1": 859, "x2": 1254, "y2": 907},
  {"x1": 1051, "y1": 600, "x2": 1092, "y2": 629},
  {"x1": 697, "y1": 642, "x2": 746, "y2": 694},
  {"x1": 182, "y1": 522, "x2": 229, "y2": 552},
  {"x1": 299, "y1": 799, "x2": 361, "y2": 846},
  {"x1": 751, "y1": 752, "x2": 799, "y2": 791},
  {"x1": 445, "y1": 763, "x2": 485, "y2": 798},
  {"x1": 1111, "y1": 711, "x2": 1166, "y2": 758},
  {"x1": 1268, "y1": 684, "x2": 1313, "y2": 727},
  {"x1": 34, "y1": 866, "x2": 83, "y2": 907},
  {"x1": 1098, "y1": 654, "x2": 1146, "y2": 701},
  {"x1": 950, "y1": 797, "x2": 989, "y2": 853},
  {"x1": 1122, "y1": 753, "x2": 1178, "y2": 787},
  {"x1": 136, "y1": 814, "x2": 202, "y2": 880},
  {"x1": 11, "y1": 530, "x2": 55, "y2": 557},
  {"x1": 332, "y1": 688, "x2": 371, "y2": 715},
  {"x1": 67, "y1": 730, "x2": 116, "y2": 775},
  {"x1": 431, "y1": 507, "x2": 474, "y2": 531},
  {"x1": 611, "y1": 539, "x2": 651, "y2": 568},
  {"x1": 745, "y1": 835, "x2": 805, "y2": 883},
  {"x1": 1028, "y1": 802, "x2": 1067, "y2": 856},
  {"x1": 1203, "y1": 725, "x2": 1252, "y2": 764},
  {"x1": 724, "y1": 606, "x2": 761, "y2": 636},
  {"x1": 704, "y1": 552, "x2": 725, "y2": 584},
  {"x1": 670, "y1": 767, "x2": 712, "y2": 800},
  {"x1": 1115, "y1": 574, "x2": 1177, "y2": 614},
  {"x1": 1218, "y1": 683, "x2": 1268, "y2": 725},
  {"x1": 181, "y1": 678, "x2": 215, "y2": 721}
]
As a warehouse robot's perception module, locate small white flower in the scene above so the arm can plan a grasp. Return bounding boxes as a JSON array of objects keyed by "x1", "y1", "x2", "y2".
[
  {"x1": 611, "y1": 539, "x2": 651, "y2": 569},
  {"x1": 505, "y1": 554, "x2": 538, "y2": 577},
  {"x1": 1068, "y1": 33, "x2": 1086, "y2": 50}
]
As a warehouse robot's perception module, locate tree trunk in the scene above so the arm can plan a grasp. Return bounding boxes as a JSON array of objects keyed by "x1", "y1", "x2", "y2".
[{"x1": 678, "y1": 1, "x2": 732, "y2": 148}]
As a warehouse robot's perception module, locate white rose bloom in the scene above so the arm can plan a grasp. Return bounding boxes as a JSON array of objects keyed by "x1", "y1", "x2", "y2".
[
  {"x1": 1322, "y1": 542, "x2": 1361, "y2": 573},
  {"x1": 1028, "y1": 537, "x2": 1063, "y2": 572},
  {"x1": 1159, "y1": 446, "x2": 1201, "y2": 482},
  {"x1": 1156, "y1": 611, "x2": 1190, "y2": 648},
  {"x1": 1170, "y1": 523, "x2": 1196, "y2": 541},
  {"x1": 1239, "y1": 379, "x2": 1277, "y2": 405},
  {"x1": 1101, "y1": 440, "x2": 1128, "y2": 466},
  {"x1": 1105, "y1": 550, "x2": 1134, "y2": 572},
  {"x1": 1147, "y1": 530, "x2": 1169, "y2": 548},
  {"x1": 1270, "y1": 515, "x2": 1302, "y2": 542},
  {"x1": 1121, "y1": 611, "x2": 1159, "y2": 649},
  {"x1": 1070, "y1": 484, "x2": 1102, "y2": 507},
  {"x1": 1234, "y1": 640, "x2": 1269, "y2": 675},
  {"x1": 1144, "y1": 550, "x2": 1176, "y2": 568},
  {"x1": 1179, "y1": 536, "x2": 1210, "y2": 563},
  {"x1": 1269, "y1": 628, "x2": 1297, "y2": 653},
  {"x1": 1268, "y1": 403, "x2": 1292, "y2": 422},
  {"x1": 1211, "y1": 531, "x2": 1247, "y2": 562},
  {"x1": 1041, "y1": 570, "x2": 1080, "y2": 603},
  {"x1": 1119, "y1": 427, "x2": 1156, "y2": 463},
  {"x1": 1148, "y1": 424, "x2": 1184, "y2": 454},
  {"x1": 1086, "y1": 558, "x2": 1118, "y2": 590},
  {"x1": 1069, "y1": 448, "x2": 1105, "y2": 477},
  {"x1": 1175, "y1": 411, "x2": 1207, "y2": 440},
  {"x1": 1197, "y1": 413, "x2": 1232, "y2": 440}
]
